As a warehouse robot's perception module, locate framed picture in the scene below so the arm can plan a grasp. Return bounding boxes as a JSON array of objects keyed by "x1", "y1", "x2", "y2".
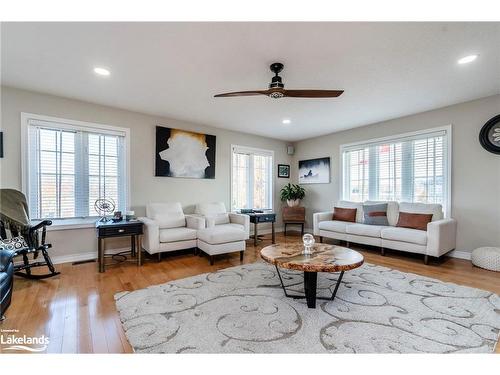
[
  {"x1": 277, "y1": 164, "x2": 290, "y2": 178},
  {"x1": 0, "y1": 131, "x2": 3, "y2": 158},
  {"x1": 155, "y1": 126, "x2": 216, "y2": 178},
  {"x1": 479, "y1": 114, "x2": 500, "y2": 155},
  {"x1": 298, "y1": 157, "x2": 330, "y2": 184}
]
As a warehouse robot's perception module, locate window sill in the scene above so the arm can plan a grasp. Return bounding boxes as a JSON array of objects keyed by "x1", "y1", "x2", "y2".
[{"x1": 44, "y1": 218, "x2": 98, "y2": 231}]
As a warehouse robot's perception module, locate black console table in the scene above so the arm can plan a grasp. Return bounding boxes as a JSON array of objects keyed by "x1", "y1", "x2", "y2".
[
  {"x1": 246, "y1": 212, "x2": 276, "y2": 246},
  {"x1": 95, "y1": 220, "x2": 143, "y2": 273}
]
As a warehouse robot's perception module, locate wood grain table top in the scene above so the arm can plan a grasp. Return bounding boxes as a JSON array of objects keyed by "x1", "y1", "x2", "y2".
[{"x1": 260, "y1": 243, "x2": 364, "y2": 273}]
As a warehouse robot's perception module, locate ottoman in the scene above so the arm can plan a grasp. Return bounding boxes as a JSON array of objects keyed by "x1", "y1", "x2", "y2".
[
  {"x1": 197, "y1": 226, "x2": 246, "y2": 265},
  {"x1": 471, "y1": 247, "x2": 500, "y2": 272}
]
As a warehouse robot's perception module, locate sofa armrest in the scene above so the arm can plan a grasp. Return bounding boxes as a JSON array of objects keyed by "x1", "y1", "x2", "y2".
[
  {"x1": 229, "y1": 213, "x2": 250, "y2": 239},
  {"x1": 138, "y1": 217, "x2": 160, "y2": 254},
  {"x1": 185, "y1": 214, "x2": 205, "y2": 230},
  {"x1": 426, "y1": 218, "x2": 457, "y2": 257},
  {"x1": 0, "y1": 249, "x2": 16, "y2": 272},
  {"x1": 313, "y1": 211, "x2": 333, "y2": 235}
]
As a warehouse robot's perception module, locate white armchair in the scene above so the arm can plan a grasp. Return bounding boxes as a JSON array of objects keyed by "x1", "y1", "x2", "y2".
[
  {"x1": 195, "y1": 202, "x2": 250, "y2": 239},
  {"x1": 139, "y1": 202, "x2": 205, "y2": 259}
]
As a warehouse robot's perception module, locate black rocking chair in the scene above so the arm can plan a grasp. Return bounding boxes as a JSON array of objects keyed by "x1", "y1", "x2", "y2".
[{"x1": 0, "y1": 189, "x2": 60, "y2": 279}]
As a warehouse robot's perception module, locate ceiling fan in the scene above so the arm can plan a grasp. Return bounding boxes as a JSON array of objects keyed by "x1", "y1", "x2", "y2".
[{"x1": 214, "y1": 62, "x2": 344, "y2": 99}]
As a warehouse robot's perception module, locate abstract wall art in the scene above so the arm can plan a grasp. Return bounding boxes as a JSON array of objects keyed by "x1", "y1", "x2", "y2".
[{"x1": 155, "y1": 126, "x2": 216, "y2": 178}]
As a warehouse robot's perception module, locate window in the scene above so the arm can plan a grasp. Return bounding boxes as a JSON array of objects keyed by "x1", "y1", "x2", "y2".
[
  {"x1": 231, "y1": 145, "x2": 273, "y2": 211},
  {"x1": 341, "y1": 127, "x2": 451, "y2": 216},
  {"x1": 23, "y1": 114, "x2": 128, "y2": 220}
]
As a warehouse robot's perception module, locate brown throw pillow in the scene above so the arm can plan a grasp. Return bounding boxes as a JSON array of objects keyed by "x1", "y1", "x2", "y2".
[
  {"x1": 396, "y1": 212, "x2": 433, "y2": 231},
  {"x1": 332, "y1": 207, "x2": 357, "y2": 222}
]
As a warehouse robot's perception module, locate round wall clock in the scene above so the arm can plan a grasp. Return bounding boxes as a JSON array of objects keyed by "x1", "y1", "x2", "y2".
[{"x1": 479, "y1": 114, "x2": 500, "y2": 155}]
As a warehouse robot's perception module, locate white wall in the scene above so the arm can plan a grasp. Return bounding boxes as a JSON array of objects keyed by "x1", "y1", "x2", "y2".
[
  {"x1": 0, "y1": 86, "x2": 292, "y2": 261},
  {"x1": 292, "y1": 94, "x2": 500, "y2": 253}
]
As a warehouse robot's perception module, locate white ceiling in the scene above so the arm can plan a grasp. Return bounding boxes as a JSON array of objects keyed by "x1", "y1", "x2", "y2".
[{"x1": 2, "y1": 22, "x2": 499, "y2": 141}]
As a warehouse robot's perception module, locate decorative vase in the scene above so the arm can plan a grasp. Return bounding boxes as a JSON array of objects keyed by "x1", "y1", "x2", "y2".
[{"x1": 287, "y1": 199, "x2": 301, "y2": 207}]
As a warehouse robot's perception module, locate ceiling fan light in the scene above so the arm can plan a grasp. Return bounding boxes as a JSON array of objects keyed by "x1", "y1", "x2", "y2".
[
  {"x1": 269, "y1": 92, "x2": 284, "y2": 99},
  {"x1": 457, "y1": 54, "x2": 478, "y2": 64}
]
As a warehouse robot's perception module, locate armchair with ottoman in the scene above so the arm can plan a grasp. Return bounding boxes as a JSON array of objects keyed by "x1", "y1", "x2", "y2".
[
  {"x1": 194, "y1": 202, "x2": 250, "y2": 265},
  {"x1": 140, "y1": 202, "x2": 205, "y2": 260},
  {"x1": 313, "y1": 200, "x2": 457, "y2": 264}
]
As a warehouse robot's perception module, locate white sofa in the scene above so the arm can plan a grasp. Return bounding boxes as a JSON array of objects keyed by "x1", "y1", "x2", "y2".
[
  {"x1": 194, "y1": 202, "x2": 250, "y2": 239},
  {"x1": 313, "y1": 201, "x2": 457, "y2": 264},
  {"x1": 140, "y1": 202, "x2": 205, "y2": 259}
]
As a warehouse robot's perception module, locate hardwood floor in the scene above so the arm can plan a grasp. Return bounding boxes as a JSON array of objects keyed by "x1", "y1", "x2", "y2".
[{"x1": 1, "y1": 232, "x2": 499, "y2": 354}]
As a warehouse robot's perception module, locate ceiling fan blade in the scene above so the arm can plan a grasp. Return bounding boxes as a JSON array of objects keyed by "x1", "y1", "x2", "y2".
[
  {"x1": 282, "y1": 89, "x2": 344, "y2": 98},
  {"x1": 214, "y1": 90, "x2": 270, "y2": 97}
]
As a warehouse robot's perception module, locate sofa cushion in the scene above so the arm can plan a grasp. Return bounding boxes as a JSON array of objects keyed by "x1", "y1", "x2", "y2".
[
  {"x1": 195, "y1": 202, "x2": 227, "y2": 216},
  {"x1": 336, "y1": 201, "x2": 364, "y2": 223},
  {"x1": 212, "y1": 213, "x2": 230, "y2": 225},
  {"x1": 195, "y1": 202, "x2": 230, "y2": 225},
  {"x1": 363, "y1": 203, "x2": 389, "y2": 226},
  {"x1": 159, "y1": 227, "x2": 197, "y2": 243},
  {"x1": 399, "y1": 202, "x2": 443, "y2": 221},
  {"x1": 346, "y1": 223, "x2": 386, "y2": 238},
  {"x1": 197, "y1": 227, "x2": 246, "y2": 244},
  {"x1": 332, "y1": 207, "x2": 357, "y2": 222},
  {"x1": 397, "y1": 212, "x2": 433, "y2": 231},
  {"x1": 381, "y1": 227, "x2": 427, "y2": 246},
  {"x1": 147, "y1": 202, "x2": 186, "y2": 229},
  {"x1": 154, "y1": 213, "x2": 186, "y2": 229},
  {"x1": 365, "y1": 201, "x2": 399, "y2": 226},
  {"x1": 318, "y1": 220, "x2": 348, "y2": 233}
]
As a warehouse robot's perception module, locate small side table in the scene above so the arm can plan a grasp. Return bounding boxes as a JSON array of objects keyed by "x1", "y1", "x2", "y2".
[
  {"x1": 283, "y1": 206, "x2": 305, "y2": 236},
  {"x1": 96, "y1": 220, "x2": 143, "y2": 273},
  {"x1": 247, "y1": 213, "x2": 276, "y2": 246}
]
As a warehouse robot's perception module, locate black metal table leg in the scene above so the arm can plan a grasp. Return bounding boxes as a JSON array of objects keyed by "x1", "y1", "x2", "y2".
[
  {"x1": 274, "y1": 266, "x2": 346, "y2": 308},
  {"x1": 304, "y1": 271, "x2": 318, "y2": 308},
  {"x1": 254, "y1": 222, "x2": 258, "y2": 246},
  {"x1": 330, "y1": 271, "x2": 344, "y2": 301}
]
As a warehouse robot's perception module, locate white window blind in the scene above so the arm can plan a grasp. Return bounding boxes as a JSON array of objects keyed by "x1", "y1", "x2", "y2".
[
  {"x1": 27, "y1": 119, "x2": 127, "y2": 219},
  {"x1": 342, "y1": 128, "x2": 450, "y2": 215},
  {"x1": 231, "y1": 145, "x2": 273, "y2": 211}
]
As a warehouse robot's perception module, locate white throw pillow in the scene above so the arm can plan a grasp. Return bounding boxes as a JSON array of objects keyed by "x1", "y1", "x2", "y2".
[{"x1": 153, "y1": 212, "x2": 186, "y2": 229}]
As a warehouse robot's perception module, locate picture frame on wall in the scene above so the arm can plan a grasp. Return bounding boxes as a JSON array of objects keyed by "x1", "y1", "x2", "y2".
[
  {"x1": 298, "y1": 157, "x2": 330, "y2": 184},
  {"x1": 155, "y1": 125, "x2": 216, "y2": 178},
  {"x1": 0, "y1": 131, "x2": 3, "y2": 158},
  {"x1": 277, "y1": 164, "x2": 290, "y2": 178}
]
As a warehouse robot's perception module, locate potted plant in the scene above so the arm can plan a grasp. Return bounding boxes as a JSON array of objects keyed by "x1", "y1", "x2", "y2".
[{"x1": 280, "y1": 183, "x2": 305, "y2": 207}]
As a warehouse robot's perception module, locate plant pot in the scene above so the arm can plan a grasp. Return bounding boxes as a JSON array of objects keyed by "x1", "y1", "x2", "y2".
[{"x1": 287, "y1": 199, "x2": 301, "y2": 207}]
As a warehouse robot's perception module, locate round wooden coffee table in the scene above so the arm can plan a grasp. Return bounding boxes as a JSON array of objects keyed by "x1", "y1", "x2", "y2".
[{"x1": 261, "y1": 243, "x2": 364, "y2": 308}]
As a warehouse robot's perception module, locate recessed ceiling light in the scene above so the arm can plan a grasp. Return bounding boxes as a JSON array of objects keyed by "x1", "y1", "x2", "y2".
[
  {"x1": 457, "y1": 54, "x2": 478, "y2": 65},
  {"x1": 282, "y1": 119, "x2": 291, "y2": 125},
  {"x1": 93, "y1": 67, "x2": 110, "y2": 76}
]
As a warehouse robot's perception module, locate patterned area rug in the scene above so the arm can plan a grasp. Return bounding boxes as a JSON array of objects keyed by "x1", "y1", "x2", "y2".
[{"x1": 114, "y1": 262, "x2": 500, "y2": 353}]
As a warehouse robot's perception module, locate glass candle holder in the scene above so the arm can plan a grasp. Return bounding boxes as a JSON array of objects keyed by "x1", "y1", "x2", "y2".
[{"x1": 302, "y1": 233, "x2": 315, "y2": 255}]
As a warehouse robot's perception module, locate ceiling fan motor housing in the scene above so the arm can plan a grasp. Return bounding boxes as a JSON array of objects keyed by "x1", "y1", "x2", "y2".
[{"x1": 269, "y1": 62, "x2": 285, "y2": 90}]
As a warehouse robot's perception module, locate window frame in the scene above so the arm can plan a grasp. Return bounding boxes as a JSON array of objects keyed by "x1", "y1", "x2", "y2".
[
  {"x1": 230, "y1": 144, "x2": 274, "y2": 212},
  {"x1": 21, "y1": 112, "x2": 131, "y2": 224},
  {"x1": 339, "y1": 125, "x2": 452, "y2": 217}
]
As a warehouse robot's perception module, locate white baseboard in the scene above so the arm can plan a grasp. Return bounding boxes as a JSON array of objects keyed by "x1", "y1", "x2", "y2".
[
  {"x1": 14, "y1": 247, "x2": 131, "y2": 266},
  {"x1": 447, "y1": 250, "x2": 472, "y2": 260}
]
